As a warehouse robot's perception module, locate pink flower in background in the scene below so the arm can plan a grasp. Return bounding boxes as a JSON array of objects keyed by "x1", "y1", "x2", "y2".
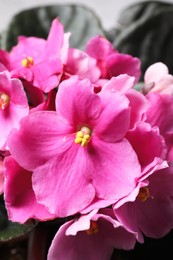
[
  {"x1": 47, "y1": 209, "x2": 137, "y2": 260},
  {"x1": 112, "y1": 120, "x2": 168, "y2": 217},
  {"x1": 4, "y1": 156, "x2": 55, "y2": 223},
  {"x1": 145, "y1": 93, "x2": 173, "y2": 161},
  {"x1": 114, "y1": 166, "x2": 173, "y2": 243},
  {"x1": 143, "y1": 62, "x2": 173, "y2": 95},
  {"x1": 64, "y1": 48, "x2": 100, "y2": 83},
  {"x1": 126, "y1": 122, "x2": 167, "y2": 171},
  {"x1": 101, "y1": 75, "x2": 149, "y2": 129},
  {"x1": 0, "y1": 70, "x2": 29, "y2": 150},
  {"x1": 86, "y1": 35, "x2": 141, "y2": 83},
  {"x1": 7, "y1": 76, "x2": 141, "y2": 217},
  {"x1": 0, "y1": 18, "x2": 70, "y2": 92}
]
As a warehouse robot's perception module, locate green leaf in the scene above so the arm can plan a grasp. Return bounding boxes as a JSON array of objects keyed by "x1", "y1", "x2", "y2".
[
  {"x1": 109, "y1": 1, "x2": 173, "y2": 80},
  {"x1": 0, "y1": 220, "x2": 37, "y2": 243},
  {"x1": 1, "y1": 4, "x2": 105, "y2": 51}
]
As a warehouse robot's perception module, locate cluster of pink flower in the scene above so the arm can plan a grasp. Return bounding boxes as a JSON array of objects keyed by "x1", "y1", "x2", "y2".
[{"x1": 0, "y1": 17, "x2": 173, "y2": 259}]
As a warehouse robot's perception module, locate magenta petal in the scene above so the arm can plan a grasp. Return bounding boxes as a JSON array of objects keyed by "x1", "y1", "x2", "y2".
[
  {"x1": 7, "y1": 111, "x2": 73, "y2": 171},
  {"x1": 10, "y1": 36, "x2": 46, "y2": 67},
  {"x1": 136, "y1": 169, "x2": 173, "y2": 238},
  {"x1": 0, "y1": 157, "x2": 4, "y2": 195},
  {"x1": 81, "y1": 197, "x2": 118, "y2": 214},
  {"x1": 66, "y1": 210, "x2": 98, "y2": 235},
  {"x1": 48, "y1": 219, "x2": 114, "y2": 260},
  {"x1": 47, "y1": 220, "x2": 114, "y2": 260},
  {"x1": 0, "y1": 49, "x2": 10, "y2": 69},
  {"x1": 56, "y1": 76, "x2": 102, "y2": 126},
  {"x1": 0, "y1": 71, "x2": 29, "y2": 149},
  {"x1": 32, "y1": 60, "x2": 62, "y2": 92},
  {"x1": 86, "y1": 35, "x2": 115, "y2": 59},
  {"x1": 4, "y1": 156, "x2": 54, "y2": 223},
  {"x1": 91, "y1": 137, "x2": 141, "y2": 200},
  {"x1": 138, "y1": 196, "x2": 173, "y2": 238},
  {"x1": 10, "y1": 67, "x2": 33, "y2": 81},
  {"x1": 67, "y1": 208, "x2": 135, "y2": 247},
  {"x1": 126, "y1": 122, "x2": 166, "y2": 167},
  {"x1": 44, "y1": 18, "x2": 64, "y2": 59},
  {"x1": 65, "y1": 48, "x2": 100, "y2": 82},
  {"x1": 0, "y1": 70, "x2": 28, "y2": 105},
  {"x1": 0, "y1": 103, "x2": 28, "y2": 149},
  {"x1": 96, "y1": 90, "x2": 130, "y2": 142},
  {"x1": 0, "y1": 62, "x2": 8, "y2": 72},
  {"x1": 114, "y1": 202, "x2": 144, "y2": 243},
  {"x1": 146, "y1": 93, "x2": 173, "y2": 136},
  {"x1": 107, "y1": 53, "x2": 141, "y2": 83},
  {"x1": 125, "y1": 89, "x2": 149, "y2": 128},
  {"x1": 115, "y1": 167, "x2": 173, "y2": 241},
  {"x1": 103, "y1": 74, "x2": 135, "y2": 94},
  {"x1": 32, "y1": 143, "x2": 95, "y2": 217},
  {"x1": 48, "y1": 209, "x2": 136, "y2": 260},
  {"x1": 93, "y1": 209, "x2": 137, "y2": 250}
]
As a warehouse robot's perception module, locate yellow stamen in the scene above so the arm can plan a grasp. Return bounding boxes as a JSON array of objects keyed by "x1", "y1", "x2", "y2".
[
  {"x1": 21, "y1": 56, "x2": 34, "y2": 68},
  {"x1": 137, "y1": 187, "x2": 150, "y2": 202},
  {"x1": 86, "y1": 221, "x2": 99, "y2": 235},
  {"x1": 74, "y1": 126, "x2": 91, "y2": 147},
  {"x1": 0, "y1": 93, "x2": 10, "y2": 109}
]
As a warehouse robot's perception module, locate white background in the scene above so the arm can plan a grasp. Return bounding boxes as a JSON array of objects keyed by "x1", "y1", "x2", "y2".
[{"x1": 1, "y1": 0, "x2": 173, "y2": 33}]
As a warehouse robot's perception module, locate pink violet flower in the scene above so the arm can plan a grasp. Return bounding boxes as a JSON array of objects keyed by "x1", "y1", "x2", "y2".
[
  {"x1": 0, "y1": 18, "x2": 70, "y2": 93},
  {"x1": 47, "y1": 209, "x2": 137, "y2": 260},
  {"x1": 85, "y1": 35, "x2": 141, "y2": 83},
  {"x1": 64, "y1": 48, "x2": 100, "y2": 83},
  {"x1": 113, "y1": 165, "x2": 173, "y2": 243},
  {"x1": 145, "y1": 93, "x2": 173, "y2": 160},
  {"x1": 4, "y1": 156, "x2": 55, "y2": 223},
  {"x1": 0, "y1": 70, "x2": 29, "y2": 150},
  {"x1": 101, "y1": 75, "x2": 149, "y2": 129},
  {"x1": 82, "y1": 121, "x2": 167, "y2": 215},
  {"x1": 7, "y1": 75, "x2": 141, "y2": 217},
  {"x1": 143, "y1": 62, "x2": 173, "y2": 95},
  {"x1": 125, "y1": 122, "x2": 167, "y2": 171}
]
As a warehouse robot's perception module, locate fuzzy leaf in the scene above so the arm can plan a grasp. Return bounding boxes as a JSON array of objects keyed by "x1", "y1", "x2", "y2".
[
  {"x1": 0, "y1": 220, "x2": 37, "y2": 243},
  {"x1": 109, "y1": 1, "x2": 173, "y2": 80},
  {"x1": 1, "y1": 4, "x2": 105, "y2": 51}
]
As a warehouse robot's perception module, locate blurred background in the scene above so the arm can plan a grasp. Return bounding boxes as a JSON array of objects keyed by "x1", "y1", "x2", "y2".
[{"x1": 1, "y1": 0, "x2": 173, "y2": 32}]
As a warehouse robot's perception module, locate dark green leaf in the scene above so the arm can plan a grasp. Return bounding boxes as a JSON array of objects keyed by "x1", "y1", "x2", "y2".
[
  {"x1": 110, "y1": 1, "x2": 173, "y2": 80},
  {"x1": 0, "y1": 220, "x2": 37, "y2": 243},
  {"x1": 1, "y1": 4, "x2": 105, "y2": 51}
]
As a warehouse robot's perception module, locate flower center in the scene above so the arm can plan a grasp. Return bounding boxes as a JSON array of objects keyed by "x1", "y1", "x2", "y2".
[
  {"x1": 74, "y1": 126, "x2": 92, "y2": 147},
  {"x1": 86, "y1": 221, "x2": 99, "y2": 235},
  {"x1": 21, "y1": 56, "x2": 34, "y2": 68},
  {"x1": 0, "y1": 93, "x2": 10, "y2": 109},
  {"x1": 137, "y1": 187, "x2": 150, "y2": 202}
]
